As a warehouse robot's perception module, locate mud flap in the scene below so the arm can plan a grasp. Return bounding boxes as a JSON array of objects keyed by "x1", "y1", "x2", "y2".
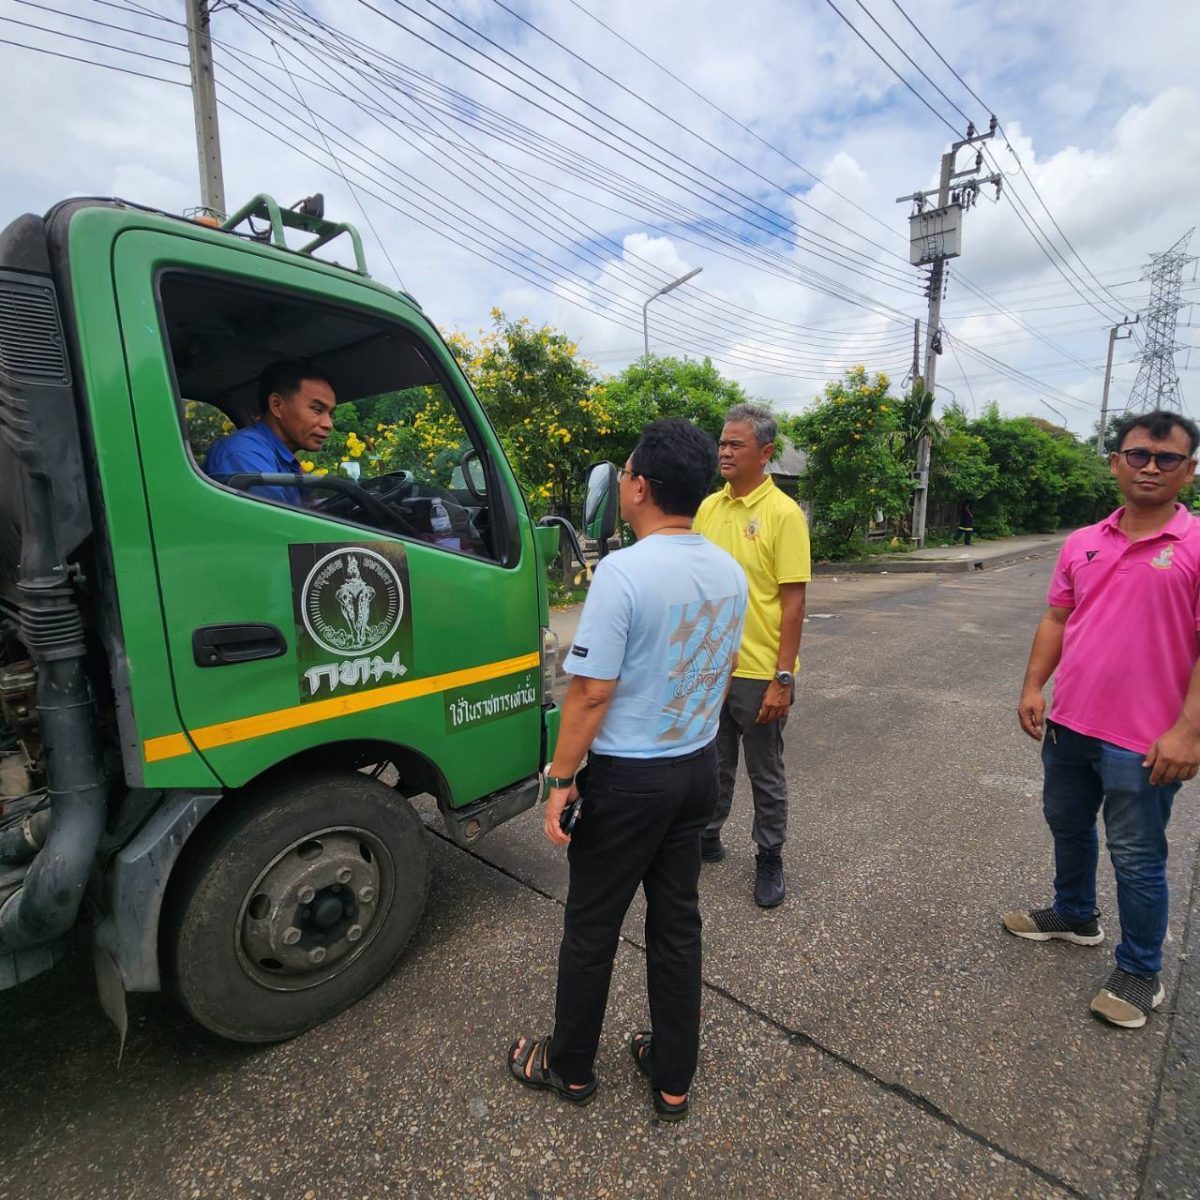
[{"x1": 93, "y1": 941, "x2": 128, "y2": 1063}]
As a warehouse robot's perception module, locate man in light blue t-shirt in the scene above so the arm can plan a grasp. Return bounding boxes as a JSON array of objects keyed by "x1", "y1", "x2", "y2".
[{"x1": 508, "y1": 419, "x2": 747, "y2": 1122}]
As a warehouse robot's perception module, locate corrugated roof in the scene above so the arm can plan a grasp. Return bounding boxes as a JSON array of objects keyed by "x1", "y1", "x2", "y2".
[{"x1": 768, "y1": 437, "x2": 807, "y2": 477}]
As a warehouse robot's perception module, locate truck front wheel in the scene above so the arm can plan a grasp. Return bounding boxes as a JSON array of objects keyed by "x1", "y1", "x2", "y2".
[{"x1": 165, "y1": 770, "x2": 430, "y2": 1042}]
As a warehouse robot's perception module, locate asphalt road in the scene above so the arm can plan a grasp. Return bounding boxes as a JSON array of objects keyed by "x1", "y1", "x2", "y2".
[{"x1": 2, "y1": 559, "x2": 1197, "y2": 1199}]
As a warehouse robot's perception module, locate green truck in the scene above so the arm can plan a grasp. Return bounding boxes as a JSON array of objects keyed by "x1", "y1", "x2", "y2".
[{"x1": 0, "y1": 193, "x2": 614, "y2": 1042}]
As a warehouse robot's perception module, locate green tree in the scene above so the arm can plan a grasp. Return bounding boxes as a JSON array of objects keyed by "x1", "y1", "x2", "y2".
[
  {"x1": 599, "y1": 355, "x2": 749, "y2": 458},
  {"x1": 450, "y1": 310, "x2": 610, "y2": 517},
  {"x1": 929, "y1": 407, "x2": 999, "y2": 526},
  {"x1": 964, "y1": 406, "x2": 1116, "y2": 535},
  {"x1": 790, "y1": 367, "x2": 910, "y2": 560}
]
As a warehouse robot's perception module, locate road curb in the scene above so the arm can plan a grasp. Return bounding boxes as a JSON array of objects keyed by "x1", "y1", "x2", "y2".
[{"x1": 813, "y1": 541, "x2": 1066, "y2": 576}]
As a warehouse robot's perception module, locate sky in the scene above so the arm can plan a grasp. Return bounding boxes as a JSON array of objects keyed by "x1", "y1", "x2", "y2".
[{"x1": 1, "y1": 0, "x2": 1198, "y2": 436}]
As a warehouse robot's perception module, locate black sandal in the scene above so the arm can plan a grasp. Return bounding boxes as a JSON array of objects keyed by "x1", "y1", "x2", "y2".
[
  {"x1": 507, "y1": 1035, "x2": 597, "y2": 1105},
  {"x1": 629, "y1": 1031, "x2": 689, "y2": 1121}
]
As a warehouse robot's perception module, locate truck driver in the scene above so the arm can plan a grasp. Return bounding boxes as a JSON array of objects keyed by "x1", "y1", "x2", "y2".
[{"x1": 205, "y1": 359, "x2": 336, "y2": 506}]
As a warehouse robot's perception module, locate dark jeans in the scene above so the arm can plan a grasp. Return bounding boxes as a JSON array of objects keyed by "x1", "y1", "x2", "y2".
[
  {"x1": 706, "y1": 677, "x2": 790, "y2": 852},
  {"x1": 953, "y1": 527, "x2": 973, "y2": 545},
  {"x1": 1042, "y1": 721, "x2": 1178, "y2": 976},
  {"x1": 548, "y1": 742, "x2": 718, "y2": 1095}
]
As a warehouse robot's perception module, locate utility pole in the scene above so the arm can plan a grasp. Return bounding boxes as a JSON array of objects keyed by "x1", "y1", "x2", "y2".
[
  {"x1": 897, "y1": 120, "x2": 1003, "y2": 545},
  {"x1": 1097, "y1": 317, "x2": 1138, "y2": 454},
  {"x1": 186, "y1": 0, "x2": 226, "y2": 217}
]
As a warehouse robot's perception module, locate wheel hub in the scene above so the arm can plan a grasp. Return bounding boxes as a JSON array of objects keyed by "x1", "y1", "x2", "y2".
[{"x1": 237, "y1": 828, "x2": 392, "y2": 991}]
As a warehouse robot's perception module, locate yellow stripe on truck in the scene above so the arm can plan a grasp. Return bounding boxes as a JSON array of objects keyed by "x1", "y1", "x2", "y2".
[
  {"x1": 143, "y1": 651, "x2": 541, "y2": 764},
  {"x1": 143, "y1": 732, "x2": 194, "y2": 764}
]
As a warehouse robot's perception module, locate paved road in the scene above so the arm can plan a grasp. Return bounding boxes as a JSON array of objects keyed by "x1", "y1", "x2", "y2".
[{"x1": 2, "y1": 560, "x2": 1197, "y2": 1199}]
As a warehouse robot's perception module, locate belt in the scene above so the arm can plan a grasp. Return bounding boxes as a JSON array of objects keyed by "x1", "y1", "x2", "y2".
[{"x1": 588, "y1": 739, "x2": 715, "y2": 768}]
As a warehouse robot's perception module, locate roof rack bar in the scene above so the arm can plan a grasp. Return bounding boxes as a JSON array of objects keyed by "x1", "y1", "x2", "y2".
[
  {"x1": 220, "y1": 193, "x2": 370, "y2": 275},
  {"x1": 298, "y1": 221, "x2": 368, "y2": 276}
]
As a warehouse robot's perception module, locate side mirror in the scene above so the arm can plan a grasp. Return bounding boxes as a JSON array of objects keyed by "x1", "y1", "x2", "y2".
[
  {"x1": 583, "y1": 462, "x2": 618, "y2": 546},
  {"x1": 458, "y1": 448, "x2": 487, "y2": 499}
]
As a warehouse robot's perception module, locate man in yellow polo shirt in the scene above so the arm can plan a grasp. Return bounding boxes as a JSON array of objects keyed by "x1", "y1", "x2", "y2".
[{"x1": 694, "y1": 403, "x2": 810, "y2": 906}]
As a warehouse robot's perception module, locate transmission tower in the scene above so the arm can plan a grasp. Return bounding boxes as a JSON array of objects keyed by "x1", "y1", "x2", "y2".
[{"x1": 1127, "y1": 229, "x2": 1196, "y2": 412}]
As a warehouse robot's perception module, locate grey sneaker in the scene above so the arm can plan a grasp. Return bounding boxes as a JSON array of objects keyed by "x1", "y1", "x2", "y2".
[
  {"x1": 1002, "y1": 906, "x2": 1104, "y2": 946},
  {"x1": 754, "y1": 850, "x2": 785, "y2": 908},
  {"x1": 1090, "y1": 968, "x2": 1165, "y2": 1029}
]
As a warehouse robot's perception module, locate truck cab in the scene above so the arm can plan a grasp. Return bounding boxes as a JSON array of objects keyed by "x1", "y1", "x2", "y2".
[{"x1": 0, "y1": 194, "x2": 610, "y2": 1042}]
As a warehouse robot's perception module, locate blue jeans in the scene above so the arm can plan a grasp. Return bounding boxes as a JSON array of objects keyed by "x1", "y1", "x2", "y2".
[{"x1": 1042, "y1": 721, "x2": 1177, "y2": 976}]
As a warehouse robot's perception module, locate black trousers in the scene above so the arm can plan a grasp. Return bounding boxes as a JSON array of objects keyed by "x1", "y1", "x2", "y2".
[{"x1": 548, "y1": 741, "x2": 718, "y2": 1095}]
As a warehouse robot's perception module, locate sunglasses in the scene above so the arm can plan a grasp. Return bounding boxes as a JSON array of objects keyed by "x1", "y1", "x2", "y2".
[
  {"x1": 1117, "y1": 448, "x2": 1193, "y2": 473},
  {"x1": 618, "y1": 466, "x2": 663, "y2": 484}
]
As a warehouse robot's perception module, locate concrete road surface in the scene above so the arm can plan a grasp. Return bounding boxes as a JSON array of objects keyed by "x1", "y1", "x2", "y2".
[{"x1": 2, "y1": 559, "x2": 1197, "y2": 1199}]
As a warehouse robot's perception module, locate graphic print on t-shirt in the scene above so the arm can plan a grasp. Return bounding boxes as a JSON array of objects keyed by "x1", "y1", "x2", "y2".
[{"x1": 658, "y1": 593, "x2": 743, "y2": 746}]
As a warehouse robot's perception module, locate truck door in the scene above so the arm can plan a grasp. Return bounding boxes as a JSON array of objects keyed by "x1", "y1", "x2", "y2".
[{"x1": 112, "y1": 229, "x2": 542, "y2": 800}]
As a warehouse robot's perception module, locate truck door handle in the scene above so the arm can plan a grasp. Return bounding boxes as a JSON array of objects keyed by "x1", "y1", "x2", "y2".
[{"x1": 192, "y1": 624, "x2": 287, "y2": 667}]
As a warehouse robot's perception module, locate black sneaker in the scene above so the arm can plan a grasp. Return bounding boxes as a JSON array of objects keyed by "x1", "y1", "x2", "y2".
[
  {"x1": 1002, "y1": 906, "x2": 1104, "y2": 946},
  {"x1": 754, "y1": 849, "x2": 785, "y2": 908},
  {"x1": 1090, "y1": 968, "x2": 1165, "y2": 1028},
  {"x1": 701, "y1": 836, "x2": 726, "y2": 864}
]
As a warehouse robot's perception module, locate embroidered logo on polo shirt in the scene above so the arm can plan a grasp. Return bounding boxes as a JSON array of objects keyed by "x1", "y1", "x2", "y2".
[
  {"x1": 571, "y1": 644, "x2": 590, "y2": 658},
  {"x1": 1150, "y1": 544, "x2": 1175, "y2": 571},
  {"x1": 743, "y1": 518, "x2": 761, "y2": 540},
  {"x1": 1085, "y1": 550, "x2": 1098, "y2": 562}
]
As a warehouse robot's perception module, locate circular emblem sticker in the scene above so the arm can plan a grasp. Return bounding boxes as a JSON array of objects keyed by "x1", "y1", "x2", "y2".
[{"x1": 301, "y1": 548, "x2": 404, "y2": 656}]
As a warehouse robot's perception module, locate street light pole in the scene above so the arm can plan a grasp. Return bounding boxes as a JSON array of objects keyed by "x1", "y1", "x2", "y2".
[{"x1": 642, "y1": 268, "x2": 703, "y2": 358}]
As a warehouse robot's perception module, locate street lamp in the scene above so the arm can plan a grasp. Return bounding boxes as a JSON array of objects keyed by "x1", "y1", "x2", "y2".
[{"x1": 642, "y1": 267, "x2": 703, "y2": 359}]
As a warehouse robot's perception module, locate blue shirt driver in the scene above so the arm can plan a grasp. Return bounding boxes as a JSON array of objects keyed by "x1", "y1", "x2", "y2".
[{"x1": 203, "y1": 359, "x2": 336, "y2": 507}]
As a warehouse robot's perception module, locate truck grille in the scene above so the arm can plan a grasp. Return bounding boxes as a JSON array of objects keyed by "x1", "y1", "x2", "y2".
[{"x1": 0, "y1": 283, "x2": 68, "y2": 384}]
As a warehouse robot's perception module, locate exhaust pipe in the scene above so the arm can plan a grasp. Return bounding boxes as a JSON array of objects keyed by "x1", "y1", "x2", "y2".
[{"x1": 0, "y1": 805, "x2": 49, "y2": 865}]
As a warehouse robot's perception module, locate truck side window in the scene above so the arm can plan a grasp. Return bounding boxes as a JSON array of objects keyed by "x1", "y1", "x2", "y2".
[
  {"x1": 184, "y1": 400, "x2": 234, "y2": 462},
  {"x1": 159, "y1": 272, "x2": 502, "y2": 562}
]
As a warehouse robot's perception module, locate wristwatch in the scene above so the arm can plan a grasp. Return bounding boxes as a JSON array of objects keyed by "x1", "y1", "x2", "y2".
[
  {"x1": 541, "y1": 764, "x2": 576, "y2": 799},
  {"x1": 773, "y1": 670, "x2": 794, "y2": 687}
]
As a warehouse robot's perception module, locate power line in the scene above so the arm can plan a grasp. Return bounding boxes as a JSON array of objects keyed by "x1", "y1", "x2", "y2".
[
  {"x1": 214, "y1": 56, "x2": 895, "y2": 377},
  {"x1": 0, "y1": 30, "x2": 186, "y2": 84},
  {"x1": 221, "y1": 27, "x2": 909, "y2": 369},
  {"x1": 487, "y1": 0, "x2": 907, "y2": 265},
  {"x1": 822, "y1": 0, "x2": 1128, "y2": 327},
  {"x1": 0, "y1": 12, "x2": 186, "y2": 68},
  {"x1": 340, "y1": 0, "x2": 921, "y2": 293},
  {"x1": 562, "y1": 0, "x2": 903, "y2": 246},
  {"x1": 247, "y1": 6, "x2": 919, "y2": 354},
  {"x1": 253, "y1": 1, "x2": 921, "y2": 322},
  {"x1": 14, "y1": 0, "x2": 183, "y2": 46},
  {"x1": 818, "y1": 0, "x2": 959, "y2": 136},
  {"x1": 883, "y1": 0, "x2": 1129, "y2": 320}
]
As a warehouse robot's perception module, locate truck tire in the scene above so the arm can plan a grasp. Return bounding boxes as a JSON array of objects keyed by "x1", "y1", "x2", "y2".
[{"x1": 164, "y1": 769, "x2": 430, "y2": 1043}]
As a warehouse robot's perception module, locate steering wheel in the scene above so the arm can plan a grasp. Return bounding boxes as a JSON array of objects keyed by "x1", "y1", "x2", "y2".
[
  {"x1": 307, "y1": 476, "x2": 420, "y2": 538},
  {"x1": 360, "y1": 470, "x2": 414, "y2": 505}
]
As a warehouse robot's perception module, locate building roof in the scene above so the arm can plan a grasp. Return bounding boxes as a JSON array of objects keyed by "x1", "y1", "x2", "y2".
[{"x1": 767, "y1": 437, "x2": 807, "y2": 478}]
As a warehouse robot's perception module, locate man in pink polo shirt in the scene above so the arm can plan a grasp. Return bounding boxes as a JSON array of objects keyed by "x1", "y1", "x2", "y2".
[{"x1": 1005, "y1": 409, "x2": 1200, "y2": 1029}]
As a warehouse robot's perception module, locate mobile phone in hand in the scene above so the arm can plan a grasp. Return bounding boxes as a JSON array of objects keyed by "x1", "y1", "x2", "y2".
[{"x1": 559, "y1": 796, "x2": 583, "y2": 834}]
